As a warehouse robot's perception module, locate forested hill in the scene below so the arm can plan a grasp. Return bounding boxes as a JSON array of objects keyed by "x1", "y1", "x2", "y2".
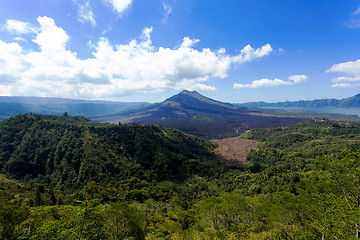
[
  {"x1": 0, "y1": 114, "x2": 220, "y2": 188},
  {"x1": 1, "y1": 116, "x2": 360, "y2": 239},
  {"x1": 239, "y1": 93, "x2": 360, "y2": 108}
]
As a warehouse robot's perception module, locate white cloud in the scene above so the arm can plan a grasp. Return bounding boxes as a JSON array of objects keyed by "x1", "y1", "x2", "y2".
[
  {"x1": 328, "y1": 59, "x2": 360, "y2": 76},
  {"x1": 104, "y1": 0, "x2": 132, "y2": 15},
  {"x1": 73, "y1": 0, "x2": 96, "y2": 27},
  {"x1": 180, "y1": 37, "x2": 200, "y2": 48},
  {"x1": 162, "y1": 1, "x2": 173, "y2": 23},
  {"x1": 327, "y1": 59, "x2": 360, "y2": 87},
  {"x1": 234, "y1": 74, "x2": 307, "y2": 89},
  {"x1": 344, "y1": 7, "x2": 360, "y2": 28},
  {"x1": 141, "y1": 27, "x2": 153, "y2": 41},
  {"x1": 288, "y1": 74, "x2": 308, "y2": 84},
  {"x1": 233, "y1": 78, "x2": 292, "y2": 89},
  {"x1": 0, "y1": 40, "x2": 24, "y2": 84},
  {"x1": 353, "y1": 7, "x2": 360, "y2": 16},
  {"x1": 331, "y1": 83, "x2": 358, "y2": 88},
  {"x1": 32, "y1": 17, "x2": 69, "y2": 53},
  {"x1": 193, "y1": 84, "x2": 216, "y2": 91},
  {"x1": 332, "y1": 76, "x2": 360, "y2": 82},
  {"x1": 14, "y1": 37, "x2": 27, "y2": 42},
  {"x1": 232, "y1": 44, "x2": 273, "y2": 64},
  {"x1": 0, "y1": 17, "x2": 273, "y2": 98},
  {"x1": 4, "y1": 19, "x2": 36, "y2": 34}
]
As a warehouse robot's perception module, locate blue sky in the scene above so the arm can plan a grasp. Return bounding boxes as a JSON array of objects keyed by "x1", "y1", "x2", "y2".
[{"x1": 0, "y1": 0, "x2": 359, "y2": 103}]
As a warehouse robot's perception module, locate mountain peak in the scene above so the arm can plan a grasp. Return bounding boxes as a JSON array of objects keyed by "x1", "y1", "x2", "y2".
[
  {"x1": 164, "y1": 90, "x2": 238, "y2": 111},
  {"x1": 180, "y1": 90, "x2": 199, "y2": 94},
  {"x1": 97, "y1": 90, "x2": 304, "y2": 139},
  {"x1": 178, "y1": 90, "x2": 207, "y2": 99},
  {"x1": 178, "y1": 90, "x2": 203, "y2": 98}
]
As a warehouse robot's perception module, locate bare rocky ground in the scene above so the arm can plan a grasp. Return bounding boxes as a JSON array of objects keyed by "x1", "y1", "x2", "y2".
[{"x1": 211, "y1": 137, "x2": 258, "y2": 163}]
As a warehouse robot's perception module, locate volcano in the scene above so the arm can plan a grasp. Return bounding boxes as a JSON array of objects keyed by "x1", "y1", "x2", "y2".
[{"x1": 96, "y1": 90, "x2": 305, "y2": 139}]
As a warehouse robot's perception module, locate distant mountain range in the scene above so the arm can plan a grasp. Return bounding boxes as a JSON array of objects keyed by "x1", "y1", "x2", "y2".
[
  {"x1": 95, "y1": 90, "x2": 303, "y2": 138},
  {"x1": 0, "y1": 96, "x2": 143, "y2": 120},
  {"x1": 6, "y1": 91, "x2": 359, "y2": 138},
  {"x1": 238, "y1": 94, "x2": 360, "y2": 108}
]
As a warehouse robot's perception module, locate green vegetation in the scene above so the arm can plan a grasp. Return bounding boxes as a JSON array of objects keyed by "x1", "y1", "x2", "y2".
[
  {"x1": 0, "y1": 114, "x2": 219, "y2": 187},
  {"x1": 1, "y1": 115, "x2": 360, "y2": 239},
  {"x1": 191, "y1": 114, "x2": 214, "y2": 122}
]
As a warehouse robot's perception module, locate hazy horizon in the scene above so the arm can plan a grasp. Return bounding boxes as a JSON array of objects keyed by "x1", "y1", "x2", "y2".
[{"x1": 0, "y1": 90, "x2": 358, "y2": 105}]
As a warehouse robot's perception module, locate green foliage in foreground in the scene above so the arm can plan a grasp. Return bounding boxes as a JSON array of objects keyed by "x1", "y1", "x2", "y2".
[
  {"x1": 1, "y1": 116, "x2": 360, "y2": 239},
  {"x1": 0, "y1": 114, "x2": 220, "y2": 188}
]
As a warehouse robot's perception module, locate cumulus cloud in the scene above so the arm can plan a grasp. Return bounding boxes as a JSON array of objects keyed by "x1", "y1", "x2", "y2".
[
  {"x1": 233, "y1": 78, "x2": 292, "y2": 89},
  {"x1": 328, "y1": 59, "x2": 360, "y2": 77},
  {"x1": 0, "y1": 16, "x2": 273, "y2": 98},
  {"x1": 193, "y1": 84, "x2": 216, "y2": 91},
  {"x1": 180, "y1": 37, "x2": 200, "y2": 48},
  {"x1": 232, "y1": 44, "x2": 273, "y2": 64},
  {"x1": 73, "y1": 0, "x2": 96, "y2": 27},
  {"x1": 327, "y1": 59, "x2": 360, "y2": 88},
  {"x1": 4, "y1": 19, "x2": 36, "y2": 34},
  {"x1": 32, "y1": 17, "x2": 69, "y2": 53},
  {"x1": 288, "y1": 74, "x2": 308, "y2": 84},
  {"x1": 0, "y1": 40, "x2": 24, "y2": 84},
  {"x1": 104, "y1": 0, "x2": 132, "y2": 15},
  {"x1": 234, "y1": 74, "x2": 308, "y2": 89}
]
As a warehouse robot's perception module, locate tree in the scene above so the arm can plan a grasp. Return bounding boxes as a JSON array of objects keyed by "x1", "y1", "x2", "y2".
[{"x1": 320, "y1": 151, "x2": 360, "y2": 238}]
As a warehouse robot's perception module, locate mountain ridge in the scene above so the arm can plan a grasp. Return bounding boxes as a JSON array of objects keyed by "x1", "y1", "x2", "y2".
[
  {"x1": 0, "y1": 96, "x2": 145, "y2": 120},
  {"x1": 238, "y1": 93, "x2": 360, "y2": 108}
]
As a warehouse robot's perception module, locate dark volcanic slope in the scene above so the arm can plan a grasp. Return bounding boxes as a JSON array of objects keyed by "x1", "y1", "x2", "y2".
[{"x1": 97, "y1": 90, "x2": 305, "y2": 139}]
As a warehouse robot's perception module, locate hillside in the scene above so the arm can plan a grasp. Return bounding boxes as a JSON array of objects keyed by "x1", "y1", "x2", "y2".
[
  {"x1": 1, "y1": 117, "x2": 360, "y2": 239},
  {"x1": 239, "y1": 93, "x2": 360, "y2": 108},
  {"x1": 96, "y1": 90, "x2": 305, "y2": 138},
  {"x1": 0, "y1": 114, "x2": 221, "y2": 188}
]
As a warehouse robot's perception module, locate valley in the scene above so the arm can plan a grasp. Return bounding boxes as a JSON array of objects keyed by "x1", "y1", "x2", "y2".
[
  {"x1": 211, "y1": 137, "x2": 258, "y2": 163},
  {"x1": 1, "y1": 1, "x2": 359, "y2": 239},
  {"x1": 1, "y1": 92, "x2": 360, "y2": 239},
  {"x1": 0, "y1": 115, "x2": 359, "y2": 239}
]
